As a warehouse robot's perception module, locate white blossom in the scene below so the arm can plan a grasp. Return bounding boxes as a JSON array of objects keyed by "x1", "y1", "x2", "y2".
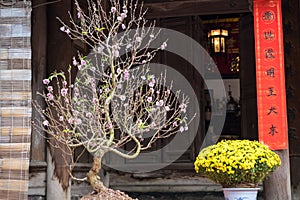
[
  {"x1": 107, "y1": 122, "x2": 113, "y2": 129},
  {"x1": 47, "y1": 93, "x2": 54, "y2": 101},
  {"x1": 72, "y1": 57, "x2": 78, "y2": 66},
  {"x1": 165, "y1": 89, "x2": 171, "y2": 95},
  {"x1": 149, "y1": 82, "x2": 154, "y2": 87},
  {"x1": 117, "y1": 16, "x2": 122, "y2": 21},
  {"x1": 117, "y1": 68, "x2": 122, "y2": 74},
  {"x1": 147, "y1": 96, "x2": 152, "y2": 102},
  {"x1": 136, "y1": 36, "x2": 142, "y2": 43},
  {"x1": 123, "y1": 70, "x2": 130, "y2": 80},
  {"x1": 161, "y1": 42, "x2": 167, "y2": 50},
  {"x1": 47, "y1": 86, "x2": 53, "y2": 92},
  {"x1": 61, "y1": 88, "x2": 68, "y2": 96},
  {"x1": 86, "y1": 112, "x2": 92, "y2": 118},
  {"x1": 42, "y1": 120, "x2": 49, "y2": 126},
  {"x1": 156, "y1": 100, "x2": 164, "y2": 107},
  {"x1": 43, "y1": 79, "x2": 50, "y2": 85},
  {"x1": 111, "y1": 7, "x2": 117, "y2": 13},
  {"x1": 179, "y1": 103, "x2": 187, "y2": 113},
  {"x1": 173, "y1": 121, "x2": 177, "y2": 127},
  {"x1": 120, "y1": 95, "x2": 126, "y2": 101},
  {"x1": 121, "y1": 13, "x2": 127, "y2": 19},
  {"x1": 65, "y1": 29, "x2": 70, "y2": 34},
  {"x1": 60, "y1": 26, "x2": 65, "y2": 32},
  {"x1": 126, "y1": 43, "x2": 132, "y2": 49},
  {"x1": 81, "y1": 59, "x2": 87, "y2": 66},
  {"x1": 68, "y1": 117, "x2": 74, "y2": 124},
  {"x1": 75, "y1": 118, "x2": 82, "y2": 125},
  {"x1": 179, "y1": 126, "x2": 185, "y2": 132}
]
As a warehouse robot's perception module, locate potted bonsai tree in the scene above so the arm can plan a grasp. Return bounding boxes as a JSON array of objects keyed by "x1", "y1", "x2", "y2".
[{"x1": 33, "y1": 0, "x2": 194, "y2": 199}]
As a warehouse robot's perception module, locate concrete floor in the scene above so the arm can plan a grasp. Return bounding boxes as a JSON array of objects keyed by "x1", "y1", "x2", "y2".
[{"x1": 127, "y1": 191, "x2": 264, "y2": 200}]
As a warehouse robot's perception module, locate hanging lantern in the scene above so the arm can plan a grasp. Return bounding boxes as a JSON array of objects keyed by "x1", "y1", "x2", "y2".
[{"x1": 208, "y1": 29, "x2": 228, "y2": 53}]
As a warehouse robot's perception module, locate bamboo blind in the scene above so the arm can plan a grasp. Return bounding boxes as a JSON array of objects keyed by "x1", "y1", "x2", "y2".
[{"x1": 0, "y1": 1, "x2": 31, "y2": 199}]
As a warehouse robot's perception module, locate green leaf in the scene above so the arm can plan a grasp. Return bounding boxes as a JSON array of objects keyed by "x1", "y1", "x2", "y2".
[
  {"x1": 48, "y1": 71, "x2": 66, "y2": 81},
  {"x1": 95, "y1": 27, "x2": 105, "y2": 32},
  {"x1": 138, "y1": 122, "x2": 147, "y2": 129},
  {"x1": 63, "y1": 129, "x2": 74, "y2": 134},
  {"x1": 75, "y1": 132, "x2": 81, "y2": 138}
]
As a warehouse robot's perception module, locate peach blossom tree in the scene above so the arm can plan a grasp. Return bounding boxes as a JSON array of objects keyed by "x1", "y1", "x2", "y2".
[{"x1": 33, "y1": 0, "x2": 194, "y2": 193}]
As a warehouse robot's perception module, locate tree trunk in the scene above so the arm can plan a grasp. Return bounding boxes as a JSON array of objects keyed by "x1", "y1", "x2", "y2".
[{"x1": 87, "y1": 155, "x2": 105, "y2": 193}]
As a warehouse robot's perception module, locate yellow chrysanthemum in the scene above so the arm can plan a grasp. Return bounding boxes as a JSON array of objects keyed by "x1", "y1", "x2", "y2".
[{"x1": 194, "y1": 139, "x2": 281, "y2": 187}]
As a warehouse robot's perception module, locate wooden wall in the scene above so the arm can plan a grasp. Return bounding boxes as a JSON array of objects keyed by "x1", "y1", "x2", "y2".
[
  {"x1": 0, "y1": 1, "x2": 32, "y2": 199},
  {"x1": 282, "y1": 0, "x2": 300, "y2": 195}
]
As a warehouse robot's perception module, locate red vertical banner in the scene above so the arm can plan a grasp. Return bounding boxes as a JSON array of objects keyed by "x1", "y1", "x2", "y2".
[{"x1": 254, "y1": 0, "x2": 288, "y2": 150}]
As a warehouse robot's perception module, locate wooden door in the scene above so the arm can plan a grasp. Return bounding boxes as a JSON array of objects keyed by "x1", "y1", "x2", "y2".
[
  {"x1": 105, "y1": 16, "x2": 204, "y2": 172},
  {"x1": 239, "y1": 13, "x2": 258, "y2": 140},
  {"x1": 159, "y1": 16, "x2": 204, "y2": 164}
]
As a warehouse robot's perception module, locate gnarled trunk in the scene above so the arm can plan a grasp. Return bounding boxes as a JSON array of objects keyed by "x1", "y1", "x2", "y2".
[{"x1": 87, "y1": 154, "x2": 105, "y2": 193}]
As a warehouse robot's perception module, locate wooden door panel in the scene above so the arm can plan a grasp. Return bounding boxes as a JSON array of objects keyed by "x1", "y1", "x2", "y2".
[
  {"x1": 106, "y1": 16, "x2": 204, "y2": 169},
  {"x1": 159, "y1": 16, "x2": 203, "y2": 164},
  {"x1": 239, "y1": 13, "x2": 258, "y2": 140}
]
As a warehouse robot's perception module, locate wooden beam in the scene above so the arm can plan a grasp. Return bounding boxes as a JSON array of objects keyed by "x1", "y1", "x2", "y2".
[
  {"x1": 31, "y1": 0, "x2": 47, "y2": 162},
  {"x1": 144, "y1": 0, "x2": 251, "y2": 18},
  {"x1": 46, "y1": 0, "x2": 72, "y2": 198},
  {"x1": 264, "y1": 150, "x2": 292, "y2": 200}
]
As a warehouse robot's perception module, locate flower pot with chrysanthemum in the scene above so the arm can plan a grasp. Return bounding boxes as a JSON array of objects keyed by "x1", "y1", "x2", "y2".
[{"x1": 194, "y1": 139, "x2": 281, "y2": 200}]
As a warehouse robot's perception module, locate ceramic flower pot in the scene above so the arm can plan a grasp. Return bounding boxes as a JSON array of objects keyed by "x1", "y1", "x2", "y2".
[{"x1": 222, "y1": 187, "x2": 260, "y2": 200}]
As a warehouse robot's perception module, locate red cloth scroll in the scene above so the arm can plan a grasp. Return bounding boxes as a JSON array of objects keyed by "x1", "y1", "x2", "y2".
[{"x1": 254, "y1": 0, "x2": 288, "y2": 150}]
